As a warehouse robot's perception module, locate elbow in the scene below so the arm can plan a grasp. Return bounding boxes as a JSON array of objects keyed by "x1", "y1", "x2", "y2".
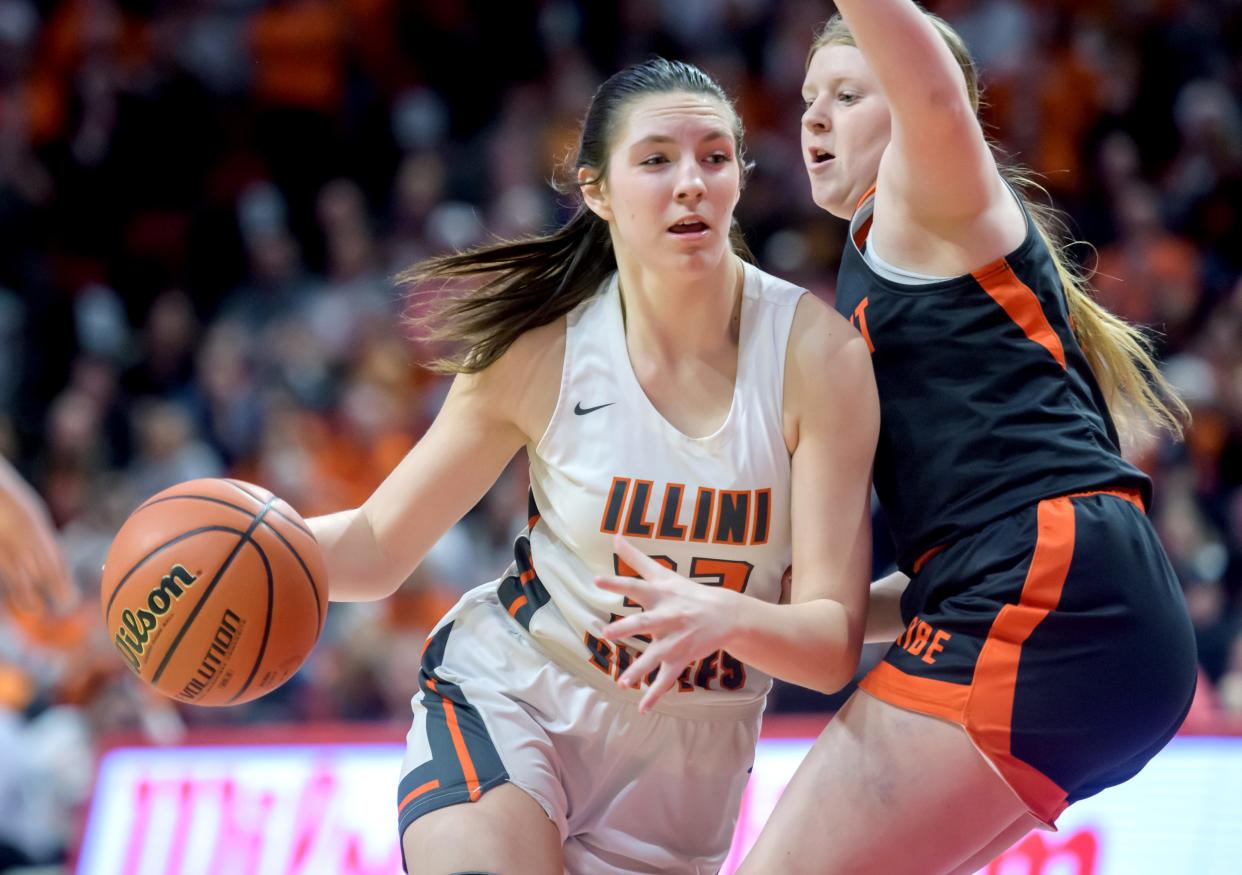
[
  {"x1": 813, "y1": 632, "x2": 864, "y2": 695},
  {"x1": 815, "y1": 661, "x2": 861, "y2": 696},
  {"x1": 316, "y1": 507, "x2": 409, "y2": 602}
]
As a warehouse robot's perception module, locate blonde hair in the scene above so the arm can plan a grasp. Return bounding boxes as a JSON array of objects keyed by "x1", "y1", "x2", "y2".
[{"x1": 809, "y1": 13, "x2": 1189, "y2": 440}]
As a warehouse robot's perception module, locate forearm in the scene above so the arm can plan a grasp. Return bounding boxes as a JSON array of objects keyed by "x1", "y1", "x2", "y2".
[
  {"x1": 307, "y1": 508, "x2": 402, "y2": 602},
  {"x1": 726, "y1": 596, "x2": 860, "y2": 694},
  {"x1": 864, "y1": 571, "x2": 909, "y2": 644}
]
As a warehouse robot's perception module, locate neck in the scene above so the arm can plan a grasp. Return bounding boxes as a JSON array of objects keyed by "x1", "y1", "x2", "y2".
[{"x1": 613, "y1": 251, "x2": 744, "y2": 364}]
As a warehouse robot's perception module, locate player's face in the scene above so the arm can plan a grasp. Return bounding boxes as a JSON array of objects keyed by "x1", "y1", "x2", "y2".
[
  {"x1": 801, "y1": 44, "x2": 892, "y2": 219},
  {"x1": 594, "y1": 92, "x2": 741, "y2": 275}
]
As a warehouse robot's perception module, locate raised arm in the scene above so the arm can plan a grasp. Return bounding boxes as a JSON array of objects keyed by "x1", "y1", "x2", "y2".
[
  {"x1": 310, "y1": 321, "x2": 563, "y2": 601},
  {"x1": 833, "y1": 0, "x2": 1003, "y2": 223}
]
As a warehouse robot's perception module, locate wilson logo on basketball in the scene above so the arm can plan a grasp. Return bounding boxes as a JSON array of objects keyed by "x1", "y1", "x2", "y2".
[{"x1": 113, "y1": 564, "x2": 199, "y2": 672}]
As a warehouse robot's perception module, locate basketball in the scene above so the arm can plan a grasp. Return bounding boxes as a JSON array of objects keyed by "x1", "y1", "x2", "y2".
[{"x1": 100, "y1": 478, "x2": 328, "y2": 706}]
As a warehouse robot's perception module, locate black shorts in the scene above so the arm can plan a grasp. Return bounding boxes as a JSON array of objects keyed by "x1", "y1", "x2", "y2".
[{"x1": 859, "y1": 488, "x2": 1197, "y2": 825}]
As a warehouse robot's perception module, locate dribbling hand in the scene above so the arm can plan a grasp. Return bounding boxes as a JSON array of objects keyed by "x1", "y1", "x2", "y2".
[{"x1": 595, "y1": 534, "x2": 738, "y2": 713}]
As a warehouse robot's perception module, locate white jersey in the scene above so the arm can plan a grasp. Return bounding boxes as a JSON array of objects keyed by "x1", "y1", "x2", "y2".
[{"x1": 495, "y1": 261, "x2": 803, "y2": 718}]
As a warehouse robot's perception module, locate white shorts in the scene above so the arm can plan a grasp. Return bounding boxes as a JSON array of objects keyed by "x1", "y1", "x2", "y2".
[{"x1": 397, "y1": 583, "x2": 762, "y2": 875}]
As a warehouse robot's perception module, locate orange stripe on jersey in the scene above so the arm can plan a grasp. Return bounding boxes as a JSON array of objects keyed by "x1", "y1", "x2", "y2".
[
  {"x1": 973, "y1": 260, "x2": 1067, "y2": 370},
  {"x1": 397, "y1": 779, "x2": 441, "y2": 814},
  {"x1": 852, "y1": 215, "x2": 874, "y2": 252},
  {"x1": 858, "y1": 660, "x2": 968, "y2": 725},
  {"x1": 528, "y1": 514, "x2": 540, "y2": 530},
  {"x1": 428, "y1": 677, "x2": 484, "y2": 802},
  {"x1": 912, "y1": 542, "x2": 948, "y2": 575},
  {"x1": 969, "y1": 495, "x2": 1075, "y2": 824},
  {"x1": 507, "y1": 594, "x2": 528, "y2": 617},
  {"x1": 854, "y1": 185, "x2": 878, "y2": 214},
  {"x1": 519, "y1": 568, "x2": 535, "y2": 584}
]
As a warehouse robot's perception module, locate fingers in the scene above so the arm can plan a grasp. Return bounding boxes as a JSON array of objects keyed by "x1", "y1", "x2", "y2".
[
  {"x1": 617, "y1": 643, "x2": 661, "y2": 689},
  {"x1": 600, "y1": 614, "x2": 644, "y2": 641},
  {"x1": 37, "y1": 539, "x2": 77, "y2": 611},
  {"x1": 638, "y1": 662, "x2": 684, "y2": 714},
  {"x1": 25, "y1": 522, "x2": 76, "y2": 611},
  {"x1": 612, "y1": 534, "x2": 666, "y2": 578},
  {"x1": 594, "y1": 574, "x2": 652, "y2": 604},
  {"x1": 0, "y1": 550, "x2": 40, "y2": 614},
  {"x1": 10, "y1": 543, "x2": 75, "y2": 614},
  {"x1": 601, "y1": 611, "x2": 671, "y2": 642},
  {"x1": 0, "y1": 493, "x2": 76, "y2": 614}
]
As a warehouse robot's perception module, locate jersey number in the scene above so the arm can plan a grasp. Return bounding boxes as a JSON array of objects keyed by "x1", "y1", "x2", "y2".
[{"x1": 612, "y1": 554, "x2": 753, "y2": 593}]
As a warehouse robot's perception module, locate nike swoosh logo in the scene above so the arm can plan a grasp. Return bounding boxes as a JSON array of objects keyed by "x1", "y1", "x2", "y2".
[{"x1": 574, "y1": 401, "x2": 615, "y2": 416}]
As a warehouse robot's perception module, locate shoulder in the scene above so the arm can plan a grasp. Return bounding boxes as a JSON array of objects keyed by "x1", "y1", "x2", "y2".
[
  {"x1": 500, "y1": 316, "x2": 567, "y2": 380},
  {"x1": 788, "y1": 294, "x2": 869, "y2": 372},
  {"x1": 458, "y1": 316, "x2": 566, "y2": 444},
  {"x1": 782, "y1": 295, "x2": 878, "y2": 450},
  {"x1": 746, "y1": 261, "x2": 807, "y2": 307}
]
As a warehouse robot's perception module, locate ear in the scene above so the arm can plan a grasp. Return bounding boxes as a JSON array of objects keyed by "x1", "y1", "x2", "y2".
[{"x1": 579, "y1": 166, "x2": 612, "y2": 222}]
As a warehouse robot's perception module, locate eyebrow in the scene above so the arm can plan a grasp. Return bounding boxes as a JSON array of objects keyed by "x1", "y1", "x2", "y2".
[
  {"x1": 631, "y1": 130, "x2": 733, "y2": 147},
  {"x1": 802, "y1": 77, "x2": 857, "y2": 100},
  {"x1": 806, "y1": 76, "x2": 848, "y2": 91}
]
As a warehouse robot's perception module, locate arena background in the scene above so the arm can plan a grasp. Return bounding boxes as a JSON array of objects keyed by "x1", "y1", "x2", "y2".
[{"x1": 0, "y1": 1, "x2": 1240, "y2": 873}]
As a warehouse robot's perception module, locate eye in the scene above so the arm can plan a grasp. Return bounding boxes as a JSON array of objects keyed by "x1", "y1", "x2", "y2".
[
  {"x1": 837, "y1": 90, "x2": 859, "y2": 105},
  {"x1": 639, "y1": 154, "x2": 668, "y2": 166},
  {"x1": 705, "y1": 151, "x2": 732, "y2": 164}
]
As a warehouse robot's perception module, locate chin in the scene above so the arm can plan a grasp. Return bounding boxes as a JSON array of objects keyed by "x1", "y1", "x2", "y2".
[
  {"x1": 808, "y1": 184, "x2": 848, "y2": 219},
  {"x1": 670, "y1": 248, "x2": 728, "y2": 275}
]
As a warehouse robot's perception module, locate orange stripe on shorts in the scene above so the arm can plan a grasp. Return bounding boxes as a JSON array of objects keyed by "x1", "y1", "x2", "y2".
[
  {"x1": 398, "y1": 779, "x2": 441, "y2": 815},
  {"x1": 859, "y1": 661, "x2": 968, "y2": 725},
  {"x1": 431, "y1": 678, "x2": 483, "y2": 802},
  {"x1": 969, "y1": 495, "x2": 1076, "y2": 823}
]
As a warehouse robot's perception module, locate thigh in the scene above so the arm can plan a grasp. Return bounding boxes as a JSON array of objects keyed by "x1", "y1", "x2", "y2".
[
  {"x1": 945, "y1": 813, "x2": 1043, "y2": 875},
  {"x1": 737, "y1": 690, "x2": 1031, "y2": 875},
  {"x1": 403, "y1": 782, "x2": 562, "y2": 875},
  {"x1": 398, "y1": 590, "x2": 570, "y2": 843},
  {"x1": 560, "y1": 706, "x2": 759, "y2": 875},
  {"x1": 863, "y1": 492, "x2": 1197, "y2": 825}
]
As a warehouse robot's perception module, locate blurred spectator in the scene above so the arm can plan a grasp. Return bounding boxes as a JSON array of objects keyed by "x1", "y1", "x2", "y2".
[{"x1": 126, "y1": 397, "x2": 223, "y2": 500}]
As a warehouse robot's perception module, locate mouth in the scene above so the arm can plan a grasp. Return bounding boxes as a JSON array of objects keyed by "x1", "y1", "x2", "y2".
[
  {"x1": 808, "y1": 147, "x2": 835, "y2": 166},
  {"x1": 668, "y1": 217, "x2": 711, "y2": 235}
]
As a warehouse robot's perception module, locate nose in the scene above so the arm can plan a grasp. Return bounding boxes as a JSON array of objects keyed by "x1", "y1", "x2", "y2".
[
  {"x1": 674, "y1": 157, "x2": 705, "y2": 202},
  {"x1": 803, "y1": 97, "x2": 830, "y2": 133}
]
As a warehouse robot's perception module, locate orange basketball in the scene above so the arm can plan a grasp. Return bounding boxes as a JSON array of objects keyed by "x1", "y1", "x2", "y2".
[{"x1": 101, "y1": 478, "x2": 328, "y2": 706}]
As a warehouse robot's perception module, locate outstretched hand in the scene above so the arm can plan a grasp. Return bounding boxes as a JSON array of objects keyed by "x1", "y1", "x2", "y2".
[
  {"x1": 0, "y1": 459, "x2": 76, "y2": 615},
  {"x1": 595, "y1": 534, "x2": 737, "y2": 713}
]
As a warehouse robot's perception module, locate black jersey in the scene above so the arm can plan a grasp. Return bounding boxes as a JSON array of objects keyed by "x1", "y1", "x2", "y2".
[{"x1": 835, "y1": 190, "x2": 1151, "y2": 573}]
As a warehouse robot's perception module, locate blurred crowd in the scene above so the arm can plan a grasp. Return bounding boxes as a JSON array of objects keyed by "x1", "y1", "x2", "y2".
[{"x1": 0, "y1": 0, "x2": 1240, "y2": 867}]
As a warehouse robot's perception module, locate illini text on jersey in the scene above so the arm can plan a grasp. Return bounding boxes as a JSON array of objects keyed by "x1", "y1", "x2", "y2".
[{"x1": 599, "y1": 478, "x2": 771, "y2": 546}]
